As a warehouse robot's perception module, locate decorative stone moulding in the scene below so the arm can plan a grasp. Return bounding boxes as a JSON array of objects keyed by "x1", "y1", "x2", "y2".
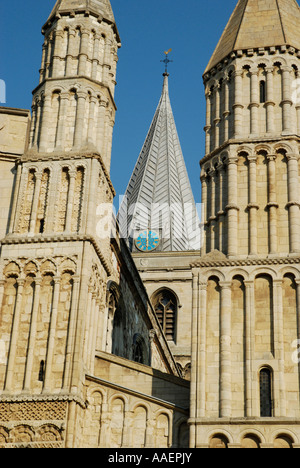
[{"x1": 203, "y1": 45, "x2": 300, "y2": 81}]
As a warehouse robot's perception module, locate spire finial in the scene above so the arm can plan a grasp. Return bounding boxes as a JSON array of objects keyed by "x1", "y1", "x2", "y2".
[{"x1": 161, "y1": 49, "x2": 173, "y2": 75}]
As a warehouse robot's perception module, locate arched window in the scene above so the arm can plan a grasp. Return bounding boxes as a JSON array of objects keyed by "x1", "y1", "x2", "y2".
[
  {"x1": 260, "y1": 80, "x2": 266, "y2": 103},
  {"x1": 152, "y1": 289, "x2": 177, "y2": 341},
  {"x1": 111, "y1": 306, "x2": 125, "y2": 358},
  {"x1": 132, "y1": 334, "x2": 147, "y2": 365},
  {"x1": 260, "y1": 367, "x2": 273, "y2": 417},
  {"x1": 106, "y1": 281, "x2": 121, "y2": 355}
]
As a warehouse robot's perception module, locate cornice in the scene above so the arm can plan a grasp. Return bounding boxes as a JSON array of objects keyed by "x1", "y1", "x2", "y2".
[
  {"x1": 0, "y1": 392, "x2": 86, "y2": 409},
  {"x1": 190, "y1": 254, "x2": 300, "y2": 269},
  {"x1": 21, "y1": 149, "x2": 116, "y2": 197},
  {"x1": 0, "y1": 233, "x2": 112, "y2": 276}
]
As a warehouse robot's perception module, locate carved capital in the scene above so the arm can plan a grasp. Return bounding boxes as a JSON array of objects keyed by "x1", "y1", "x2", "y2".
[{"x1": 247, "y1": 155, "x2": 257, "y2": 164}]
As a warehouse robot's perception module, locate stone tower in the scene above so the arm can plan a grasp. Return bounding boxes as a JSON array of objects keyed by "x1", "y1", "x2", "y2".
[
  {"x1": 190, "y1": 0, "x2": 300, "y2": 448},
  {"x1": 0, "y1": 0, "x2": 122, "y2": 446}
]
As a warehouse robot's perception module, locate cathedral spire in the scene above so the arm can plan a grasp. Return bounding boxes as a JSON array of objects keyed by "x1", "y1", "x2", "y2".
[
  {"x1": 119, "y1": 72, "x2": 201, "y2": 252},
  {"x1": 205, "y1": 0, "x2": 300, "y2": 73}
]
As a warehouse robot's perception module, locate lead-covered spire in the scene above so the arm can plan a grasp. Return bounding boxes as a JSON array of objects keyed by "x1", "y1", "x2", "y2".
[{"x1": 119, "y1": 72, "x2": 201, "y2": 252}]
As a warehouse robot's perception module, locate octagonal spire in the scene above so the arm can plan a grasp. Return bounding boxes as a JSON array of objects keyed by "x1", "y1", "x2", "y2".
[{"x1": 205, "y1": 0, "x2": 300, "y2": 73}]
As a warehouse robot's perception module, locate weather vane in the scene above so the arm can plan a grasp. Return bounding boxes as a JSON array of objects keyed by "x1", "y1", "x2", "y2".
[{"x1": 161, "y1": 49, "x2": 173, "y2": 74}]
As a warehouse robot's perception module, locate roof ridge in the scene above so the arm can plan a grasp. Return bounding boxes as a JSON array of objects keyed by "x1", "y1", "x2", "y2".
[
  {"x1": 276, "y1": 0, "x2": 287, "y2": 43},
  {"x1": 232, "y1": 0, "x2": 248, "y2": 52}
]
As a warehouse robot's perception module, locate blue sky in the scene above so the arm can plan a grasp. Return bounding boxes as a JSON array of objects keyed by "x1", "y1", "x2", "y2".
[{"x1": 1, "y1": 0, "x2": 238, "y2": 206}]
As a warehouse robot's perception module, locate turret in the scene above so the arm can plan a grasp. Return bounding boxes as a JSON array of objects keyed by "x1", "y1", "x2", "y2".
[
  {"x1": 201, "y1": 0, "x2": 300, "y2": 258},
  {"x1": 28, "y1": 0, "x2": 121, "y2": 171}
]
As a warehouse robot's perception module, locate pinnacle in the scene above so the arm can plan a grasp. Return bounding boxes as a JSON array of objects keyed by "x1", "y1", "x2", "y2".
[{"x1": 205, "y1": 0, "x2": 300, "y2": 73}]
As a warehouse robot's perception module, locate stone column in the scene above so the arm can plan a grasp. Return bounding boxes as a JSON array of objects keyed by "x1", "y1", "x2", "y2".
[
  {"x1": 63, "y1": 276, "x2": 80, "y2": 391},
  {"x1": 219, "y1": 281, "x2": 232, "y2": 417},
  {"x1": 250, "y1": 67, "x2": 259, "y2": 136},
  {"x1": 91, "y1": 34, "x2": 101, "y2": 80},
  {"x1": 39, "y1": 94, "x2": 52, "y2": 152},
  {"x1": 190, "y1": 270, "x2": 199, "y2": 448},
  {"x1": 65, "y1": 170, "x2": 77, "y2": 232},
  {"x1": 266, "y1": 67, "x2": 275, "y2": 134},
  {"x1": 247, "y1": 155, "x2": 259, "y2": 256},
  {"x1": 44, "y1": 166, "x2": 58, "y2": 233},
  {"x1": 8, "y1": 163, "x2": 22, "y2": 234},
  {"x1": 39, "y1": 43, "x2": 47, "y2": 83},
  {"x1": 102, "y1": 38, "x2": 111, "y2": 85},
  {"x1": 96, "y1": 99, "x2": 107, "y2": 154},
  {"x1": 204, "y1": 91, "x2": 212, "y2": 155},
  {"x1": 5, "y1": 278, "x2": 25, "y2": 392},
  {"x1": 296, "y1": 280, "x2": 300, "y2": 347},
  {"x1": 29, "y1": 171, "x2": 42, "y2": 234},
  {"x1": 43, "y1": 276, "x2": 61, "y2": 393},
  {"x1": 88, "y1": 292, "x2": 97, "y2": 367},
  {"x1": 23, "y1": 277, "x2": 42, "y2": 392},
  {"x1": 65, "y1": 29, "x2": 76, "y2": 76},
  {"x1": 281, "y1": 66, "x2": 292, "y2": 134},
  {"x1": 29, "y1": 103, "x2": 37, "y2": 148},
  {"x1": 55, "y1": 92, "x2": 69, "y2": 151},
  {"x1": 197, "y1": 281, "x2": 207, "y2": 418},
  {"x1": 44, "y1": 36, "x2": 53, "y2": 79},
  {"x1": 0, "y1": 279, "x2": 5, "y2": 312},
  {"x1": 90, "y1": 298, "x2": 101, "y2": 375},
  {"x1": 208, "y1": 167, "x2": 216, "y2": 251},
  {"x1": 73, "y1": 91, "x2": 87, "y2": 149},
  {"x1": 244, "y1": 281, "x2": 254, "y2": 417},
  {"x1": 223, "y1": 74, "x2": 230, "y2": 141},
  {"x1": 267, "y1": 155, "x2": 279, "y2": 254},
  {"x1": 87, "y1": 95, "x2": 98, "y2": 147},
  {"x1": 83, "y1": 286, "x2": 93, "y2": 364},
  {"x1": 214, "y1": 84, "x2": 221, "y2": 149},
  {"x1": 226, "y1": 156, "x2": 239, "y2": 257},
  {"x1": 32, "y1": 99, "x2": 42, "y2": 150},
  {"x1": 233, "y1": 70, "x2": 244, "y2": 138},
  {"x1": 217, "y1": 162, "x2": 226, "y2": 253},
  {"x1": 200, "y1": 173, "x2": 207, "y2": 256},
  {"x1": 78, "y1": 28, "x2": 90, "y2": 76},
  {"x1": 273, "y1": 279, "x2": 286, "y2": 417},
  {"x1": 145, "y1": 416, "x2": 155, "y2": 448},
  {"x1": 286, "y1": 153, "x2": 300, "y2": 253},
  {"x1": 104, "y1": 117, "x2": 115, "y2": 171},
  {"x1": 295, "y1": 70, "x2": 300, "y2": 135},
  {"x1": 52, "y1": 29, "x2": 64, "y2": 77}
]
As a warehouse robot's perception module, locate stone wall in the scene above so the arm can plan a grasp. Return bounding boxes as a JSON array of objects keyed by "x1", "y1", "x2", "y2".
[
  {"x1": 81, "y1": 351, "x2": 190, "y2": 448},
  {"x1": 0, "y1": 108, "x2": 30, "y2": 241}
]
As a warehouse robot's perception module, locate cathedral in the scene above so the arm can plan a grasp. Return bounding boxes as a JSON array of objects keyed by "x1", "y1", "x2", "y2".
[{"x1": 1, "y1": 0, "x2": 300, "y2": 449}]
